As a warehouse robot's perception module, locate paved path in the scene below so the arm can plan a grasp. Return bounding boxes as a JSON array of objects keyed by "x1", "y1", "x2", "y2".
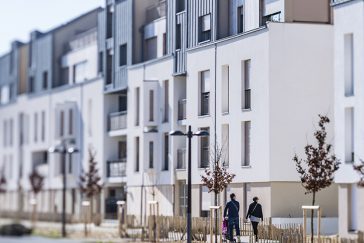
[{"x1": 0, "y1": 236, "x2": 87, "y2": 243}]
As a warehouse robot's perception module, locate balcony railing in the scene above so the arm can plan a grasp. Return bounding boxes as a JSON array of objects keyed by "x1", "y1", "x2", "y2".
[
  {"x1": 109, "y1": 111, "x2": 127, "y2": 131},
  {"x1": 146, "y1": 0, "x2": 166, "y2": 23},
  {"x1": 177, "y1": 148, "x2": 186, "y2": 169},
  {"x1": 178, "y1": 99, "x2": 187, "y2": 120},
  {"x1": 244, "y1": 89, "x2": 251, "y2": 110},
  {"x1": 262, "y1": 11, "x2": 282, "y2": 25},
  {"x1": 107, "y1": 159, "x2": 127, "y2": 177}
]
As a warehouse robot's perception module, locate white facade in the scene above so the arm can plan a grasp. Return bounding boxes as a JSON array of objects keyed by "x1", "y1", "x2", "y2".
[{"x1": 332, "y1": 0, "x2": 364, "y2": 237}]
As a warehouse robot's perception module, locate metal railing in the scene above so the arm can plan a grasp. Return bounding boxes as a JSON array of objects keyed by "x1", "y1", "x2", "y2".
[
  {"x1": 109, "y1": 111, "x2": 127, "y2": 131},
  {"x1": 107, "y1": 159, "x2": 127, "y2": 177},
  {"x1": 178, "y1": 99, "x2": 187, "y2": 120},
  {"x1": 177, "y1": 148, "x2": 186, "y2": 169}
]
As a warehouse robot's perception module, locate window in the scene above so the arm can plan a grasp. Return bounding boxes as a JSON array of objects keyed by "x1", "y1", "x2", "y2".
[
  {"x1": 176, "y1": 24, "x2": 182, "y2": 50},
  {"x1": 222, "y1": 65, "x2": 229, "y2": 113},
  {"x1": 34, "y1": 113, "x2": 38, "y2": 142},
  {"x1": 98, "y1": 51, "x2": 103, "y2": 73},
  {"x1": 178, "y1": 180, "x2": 187, "y2": 216},
  {"x1": 135, "y1": 137, "x2": 140, "y2": 172},
  {"x1": 163, "y1": 33, "x2": 167, "y2": 55},
  {"x1": 42, "y1": 71, "x2": 48, "y2": 90},
  {"x1": 200, "y1": 186, "x2": 210, "y2": 217},
  {"x1": 119, "y1": 94, "x2": 127, "y2": 112},
  {"x1": 199, "y1": 14, "x2": 211, "y2": 42},
  {"x1": 106, "y1": 50, "x2": 113, "y2": 85},
  {"x1": 149, "y1": 90, "x2": 154, "y2": 121},
  {"x1": 9, "y1": 119, "x2": 13, "y2": 146},
  {"x1": 149, "y1": 141, "x2": 154, "y2": 169},
  {"x1": 145, "y1": 37, "x2": 157, "y2": 61},
  {"x1": 135, "y1": 88, "x2": 140, "y2": 126},
  {"x1": 238, "y1": 5, "x2": 245, "y2": 33},
  {"x1": 200, "y1": 71, "x2": 210, "y2": 116},
  {"x1": 242, "y1": 121, "x2": 251, "y2": 166},
  {"x1": 41, "y1": 111, "x2": 45, "y2": 142},
  {"x1": 199, "y1": 127, "x2": 210, "y2": 168},
  {"x1": 222, "y1": 124, "x2": 229, "y2": 166},
  {"x1": 68, "y1": 109, "x2": 73, "y2": 135},
  {"x1": 60, "y1": 111, "x2": 64, "y2": 137},
  {"x1": 163, "y1": 133, "x2": 169, "y2": 171},
  {"x1": 61, "y1": 67, "x2": 69, "y2": 85},
  {"x1": 163, "y1": 80, "x2": 169, "y2": 122},
  {"x1": 118, "y1": 141, "x2": 127, "y2": 159},
  {"x1": 73, "y1": 61, "x2": 87, "y2": 83},
  {"x1": 68, "y1": 153, "x2": 73, "y2": 174},
  {"x1": 176, "y1": 0, "x2": 185, "y2": 13},
  {"x1": 242, "y1": 60, "x2": 251, "y2": 109},
  {"x1": 345, "y1": 107, "x2": 354, "y2": 163},
  {"x1": 344, "y1": 33, "x2": 354, "y2": 96},
  {"x1": 88, "y1": 99, "x2": 93, "y2": 136},
  {"x1": 29, "y1": 76, "x2": 35, "y2": 93},
  {"x1": 106, "y1": 5, "x2": 114, "y2": 39},
  {"x1": 119, "y1": 44, "x2": 127, "y2": 66}
]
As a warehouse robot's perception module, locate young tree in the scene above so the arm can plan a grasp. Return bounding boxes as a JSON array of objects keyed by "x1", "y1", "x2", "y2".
[
  {"x1": 29, "y1": 169, "x2": 44, "y2": 227},
  {"x1": 354, "y1": 161, "x2": 364, "y2": 187},
  {"x1": 79, "y1": 147, "x2": 102, "y2": 225},
  {"x1": 201, "y1": 144, "x2": 235, "y2": 242},
  {"x1": 293, "y1": 115, "x2": 340, "y2": 243}
]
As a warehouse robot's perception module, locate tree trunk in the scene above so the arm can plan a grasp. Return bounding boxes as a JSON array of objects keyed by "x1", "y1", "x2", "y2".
[
  {"x1": 311, "y1": 192, "x2": 316, "y2": 243},
  {"x1": 214, "y1": 192, "x2": 218, "y2": 243}
]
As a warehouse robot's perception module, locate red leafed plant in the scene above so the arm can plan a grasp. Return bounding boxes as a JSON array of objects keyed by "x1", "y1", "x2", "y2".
[
  {"x1": 293, "y1": 115, "x2": 340, "y2": 243},
  {"x1": 354, "y1": 161, "x2": 364, "y2": 187}
]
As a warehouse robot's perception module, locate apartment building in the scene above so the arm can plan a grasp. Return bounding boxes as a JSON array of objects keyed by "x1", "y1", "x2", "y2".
[
  {"x1": 96, "y1": 0, "x2": 339, "y2": 229},
  {"x1": 0, "y1": 0, "x2": 347, "y2": 232},
  {"x1": 332, "y1": 0, "x2": 364, "y2": 237},
  {"x1": 0, "y1": 8, "x2": 104, "y2": 220}
]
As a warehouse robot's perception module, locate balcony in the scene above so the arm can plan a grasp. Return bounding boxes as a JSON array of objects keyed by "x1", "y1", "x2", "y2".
[
  {"x1": 177, "y1": 148, "x2": 186, "y2": 169},
  {"x1": 107, "y1": 159, "x2": 127, "y2": 177},
  {"x1": 178, "y1": 99, "x2": 186, "y2": 121},
  {"x1": 109, "y1": 111, "x2": 127, "y2": 131},
  {"x1": 146, "y1": 0, "x2": 166, "y2": 23}
]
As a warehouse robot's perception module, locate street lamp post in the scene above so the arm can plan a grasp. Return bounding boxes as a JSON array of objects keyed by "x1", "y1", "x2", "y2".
[
  {"x1": 48, "y1": 141, "x2": 79, "y2": 238},
  {"x1": 170, "y1": 126, "x2": 209, "y2": 243}
]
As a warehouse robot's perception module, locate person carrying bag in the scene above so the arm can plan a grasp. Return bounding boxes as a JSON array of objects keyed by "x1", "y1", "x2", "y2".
[{"x1": 246, "y1": 197, "x2": 263, "y2": 242}]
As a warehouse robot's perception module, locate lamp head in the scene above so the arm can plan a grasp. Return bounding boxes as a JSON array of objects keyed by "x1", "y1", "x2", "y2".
[
  {"x1": 194, "y1": 130, "x2": 209, "y2": 137},
  {"x1": 169, "y1": 130, "x2": 185, "y2": 136}
]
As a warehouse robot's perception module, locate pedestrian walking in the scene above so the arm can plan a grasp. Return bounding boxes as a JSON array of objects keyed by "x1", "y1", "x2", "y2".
[
  {"x1": 246, "y1": 197, "x2": 263, "y2": 242},
  {"x1": 224, "y1": 193, "x2": 241, "y2": 242}
]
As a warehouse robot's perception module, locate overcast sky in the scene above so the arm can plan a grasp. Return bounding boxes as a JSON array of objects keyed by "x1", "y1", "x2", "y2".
[{"x1": 0, "y1": 0, "x2": 103, "y2": 56}]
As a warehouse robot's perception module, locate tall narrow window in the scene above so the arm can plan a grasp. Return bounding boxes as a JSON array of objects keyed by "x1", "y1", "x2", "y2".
[
  {"x1": 163, "y1": 133, "x2": 169, "y2": 171},
  {"x1": 344, "y1": 33, "x2": 354, "y2": 96},
  {"x1": 61, "y1": 67, "x2": 69, "y2": 85},
  {"x1": 163, "y1": 80, "x2": 169, "y2": 122},
  {"x1": 149, "y1": 141, "x2": 154, "y2": 169},
  {"x1": 68, "y1": 109, "x2": 73, "y2": 135},
  {"x1": 106, "y1": 5, "x2": 114, "y2": 39},
  {"x1": 178, "y1": 180, "x2": 187, "y2": 216},
  {"x1": 42, "y1": 71, "x2": 48, "y2": 90},
  {"x1": 222, "y1": 124, "x2": 229, "y2": 166},
  {"x1": 200, "y1": 71, "x2": 210, "y2": 116},
  {"x1": 135, "y1": 88, "x2": 140, "y2": 126},
  {"x1": 119, "y1": 94, "x2": 127, "y2": 112},
  {"x1": 135, "y1": 137, "x2": 140, "y2": 172},
  {"x1": 106, "y1": 50, "x2": 113, "y2": 85},
  {"x1": 9, "y1": 119, "x2": 13, "y2": 146},
  {"x1": 345, "y1": 107, "x2": 354, "y2": 163},
  {"x1": 163, "y1": 33, "x2": 167, "y2": 55},
  {"x1": 60, "y1": 111, "x2": 64, "y2": 137},
  {"x1": 34, "y1": 113, "x2": 38, "y2": 142},
  {"x1": 242, "y1": 121, "x2": 251, "y2": 166},
  {"x1": 41, "y1": 111, "x2": 45, "y2": 142},
  {"x1": 29, "y1": 76, "x2": 35, "y2": 93},
  {"x1": 118, "y1": 141, "x2": 127, "y2": 159},
  {"x1": 149, "y1": 90, "x2": 154, "y2": 121},
  {"x1": 98, "y1": 51, "x2": 103, "y2": 73},
  {"x1": 199, "y1": 14, "x2": 211, "y2": 42},
  {"x1": 200, "y1": 186, "x2": 210, "y2": 217},
  {"x1": 88, "y1": 99, "x2": 93, "y2": 136},
  {"x1": 222, "y1": 65, "x2": 229, "y2": 113},
  {"x1": 199, "y1": 127, "x2": 210, "y2": 168},
  {"x1": 176, "y1": 0, "x2": 185, "y2": 13},
  {"x1": 119, "y1": 44, "x2": 127, "y2": 66},
  {"x1": 242, "y1": 60, "x2": 251, "y2": 109},
  {"x1": 145, "y1": 37, "x2": 158, "y2": 61},
  {"x1": 176, "y1": 24, "x2": 182, "y2": 50},
  {"x1": 238, "y1": 5, "x2": 245, "y2": 33}
]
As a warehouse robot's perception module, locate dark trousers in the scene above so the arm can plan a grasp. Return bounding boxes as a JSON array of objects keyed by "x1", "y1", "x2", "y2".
[
  {"x1": 228, "y1": 217, "x2": 240, "y2": 240},
  {"x1": 251, "y1": 221, "x2": 259, "y2": 241}
]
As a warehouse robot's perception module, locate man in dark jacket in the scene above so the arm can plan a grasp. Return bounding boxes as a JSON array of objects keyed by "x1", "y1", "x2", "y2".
[
  {"x1": 224, "y1": 193, "x2": 240, "y2": 242},
  {"x1": 246, "y1": 197, "x2": 263, "y2": 242}
]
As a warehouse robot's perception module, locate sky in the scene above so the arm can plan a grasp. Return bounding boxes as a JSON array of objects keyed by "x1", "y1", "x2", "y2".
[{"x1": 0, "y1": 0, "x2": 104, "y2": 56}]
